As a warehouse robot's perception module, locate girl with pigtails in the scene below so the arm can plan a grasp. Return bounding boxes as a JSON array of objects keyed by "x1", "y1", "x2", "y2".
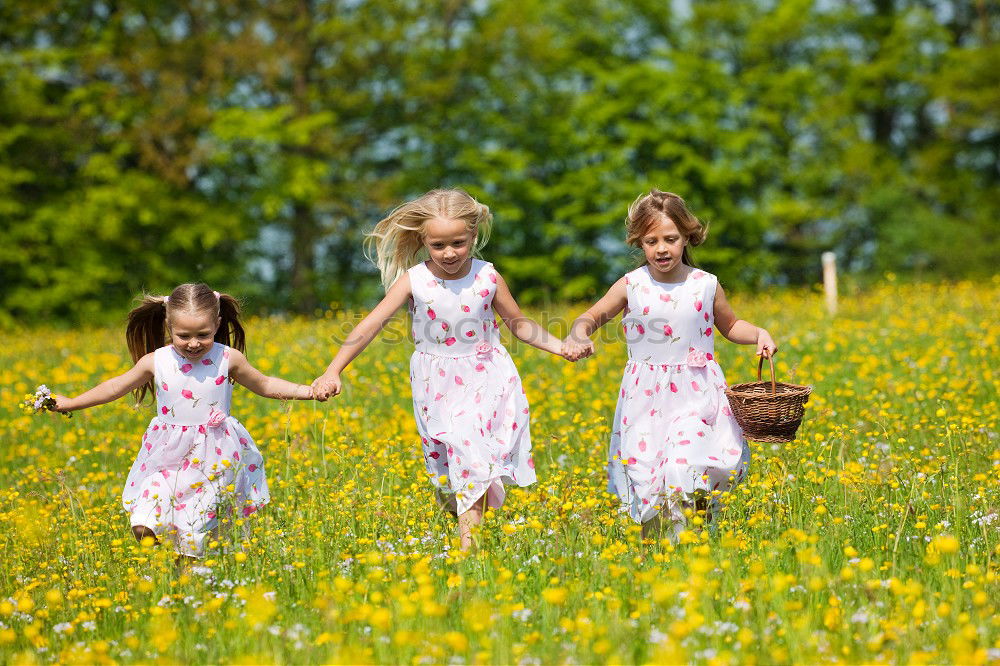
[
  {"x1": 50, "y1": 283, "x2": 313, "y2": 558},
  {"x1": 312, "y1": 189, "x2": 568, "y2": 551}
]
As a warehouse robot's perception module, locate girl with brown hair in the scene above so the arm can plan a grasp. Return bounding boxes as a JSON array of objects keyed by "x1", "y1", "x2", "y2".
[{"x1": 562, "y1": 190, "x2": 777, "y2": 540}]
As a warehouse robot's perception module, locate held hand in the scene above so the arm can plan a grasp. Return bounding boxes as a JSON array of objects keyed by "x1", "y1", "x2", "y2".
[
  {"x1": 755, "y1": 329, "x2": 778, "y2": 358},
  {"x1": 310, "y1": 373, "x2": 342, "y2": 401},
  {"x1": 561, "y1": 336, "x2": 595, "y2": 362},
  {"x1": 52, "y1": 394, "x2": 73, "y2": 413},
  {"x1": 575, "y1": 340, "x2": 596, "y2": 361}
]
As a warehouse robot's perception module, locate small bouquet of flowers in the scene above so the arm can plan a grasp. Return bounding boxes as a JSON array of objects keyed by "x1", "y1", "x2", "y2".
[{"x1": 20, "y1": 385, "x2": 71, "y2": 417}]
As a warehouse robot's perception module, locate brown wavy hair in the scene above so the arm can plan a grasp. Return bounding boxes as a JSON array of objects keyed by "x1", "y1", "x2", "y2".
[
  {"x1": 125, "y1": 283, "x2": 246, "y2": 403},
  {"x1": 625, "y1": 189, "x2": 708, "y2": 267}
]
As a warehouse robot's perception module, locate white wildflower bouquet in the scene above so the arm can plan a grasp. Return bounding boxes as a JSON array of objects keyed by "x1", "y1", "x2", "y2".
[{"x1": 20, "y1": 385, "x2": 70, "y2": 417}]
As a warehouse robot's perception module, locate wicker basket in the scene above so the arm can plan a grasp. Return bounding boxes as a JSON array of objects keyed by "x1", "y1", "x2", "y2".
[{"x1": 725, "y1": 355, "x2": 812, "y2": 443}]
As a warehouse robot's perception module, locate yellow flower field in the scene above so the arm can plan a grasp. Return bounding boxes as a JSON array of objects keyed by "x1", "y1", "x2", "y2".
[{"x1": 1, "y1": 278, "x2": 998, "y2": 664}]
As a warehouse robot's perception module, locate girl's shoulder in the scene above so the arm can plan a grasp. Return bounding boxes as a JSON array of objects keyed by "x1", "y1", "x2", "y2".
[
  {"x1": 151, "y1": 345, "x2": 174, "y2": 374},
  {"x1": 622, "y1": 265, "x2": 650, "y2": 286},
  {"x1": 690, "y1": 270, "x2": 720, "y2": 300},
  {"x1": 472, "y1": 260, "x2": 503, "y2": 292},
  {"x1": 473, "y1": 258, "x2": 496, "y2": 277},
  {"x1": 688, "y1": 268, "x2": 717, "y2": 284}
]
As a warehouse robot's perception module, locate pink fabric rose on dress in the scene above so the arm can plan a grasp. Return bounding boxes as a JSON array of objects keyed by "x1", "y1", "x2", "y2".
[
  {"x1": 206, "y1": 407, "x2": 227, "y2": 428},
  {"x1": 475, "y1": 340, "x2": 492, "y2": 359},
  {"x1": 686, "y1": 348, "x2": 708, "y2": 367}
]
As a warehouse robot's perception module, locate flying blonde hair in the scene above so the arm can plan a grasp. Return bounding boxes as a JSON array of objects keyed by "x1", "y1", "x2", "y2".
[{"x1": 364, "y1": 189, "x2": 493, "y2": 290}]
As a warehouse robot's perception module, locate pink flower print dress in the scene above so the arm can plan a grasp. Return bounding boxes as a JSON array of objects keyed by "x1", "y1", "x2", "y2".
[
  {"x1": 608, "y1": 266, "x2": 750, "y2": 528},
  {"x1": 122, "y1": 344, "x2": 269, "y2": 557},
  {"x1": 408, "y1": 259, "x2": 536, "y2": 515}
]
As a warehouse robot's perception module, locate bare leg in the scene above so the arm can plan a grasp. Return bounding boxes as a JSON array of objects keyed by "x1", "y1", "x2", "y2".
[
  {"x1": 641, "y1": 513, "x2": 662, "y2": 539},
  {"x1": 435, "y1": 488, "x2": 459, "y2": 518},
  {"x1": 694, "y1": 495, "x2": 709, "y2": 518},
  {"x1": 174, "y1": 554, "x2": 197, "y2": 571},
  {"x1": 643, "y1": 495, "x2": 690, "y2": 543},
  {"x1": 458, "y1": 491, "x2": 489, "y2": 552},
  {"x1": 692, "y1": 493, "x2": 720, "y2": 533}
]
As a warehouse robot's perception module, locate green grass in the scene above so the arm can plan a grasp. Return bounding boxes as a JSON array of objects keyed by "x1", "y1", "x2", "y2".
[{"x1": 0, "y1": 278, "x2": 997, "y2": 664}]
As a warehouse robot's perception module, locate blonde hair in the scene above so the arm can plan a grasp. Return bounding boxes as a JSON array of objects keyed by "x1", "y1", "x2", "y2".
[
  {"x1": 364, "y1": 189, "x2": 493, "y2": 290},
  {"x1": 125, "y1": 283, "x2": 246, "y2": 403},
  {"x1": 625, "y1": 189, "x2": 708, "y2": 266}
]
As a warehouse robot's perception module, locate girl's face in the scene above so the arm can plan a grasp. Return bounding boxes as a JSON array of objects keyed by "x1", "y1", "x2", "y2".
[
  {"x1": 169, "y1": 310, "x2": 221, "y2": 362},
  {"x1": 423, "y1": 217, "x2": 476, "y2": 279},
  {"x1": 641, "y1": 216, "x2": 688, "y2": 282}
]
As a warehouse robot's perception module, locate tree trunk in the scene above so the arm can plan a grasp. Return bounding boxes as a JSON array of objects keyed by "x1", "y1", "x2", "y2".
[{"x1": 290, "y1": 202, "x2": 318, "y2": 312}]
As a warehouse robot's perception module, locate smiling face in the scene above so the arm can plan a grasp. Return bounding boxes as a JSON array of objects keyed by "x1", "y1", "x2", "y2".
[
  {"x1": 423, "y1": 216, "x2": 476, "y2": 279},
  {"x1": 641, "y1": 216, "x2": 689, "y2": 282},
  {"x1": 169, "y1": 310, "x2": 221, "y2": 362}
]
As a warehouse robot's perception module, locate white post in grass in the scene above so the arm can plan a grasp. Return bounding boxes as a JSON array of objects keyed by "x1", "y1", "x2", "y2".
[{"x1": 822, "y1": 252, "x2": 838, "y2": 316}]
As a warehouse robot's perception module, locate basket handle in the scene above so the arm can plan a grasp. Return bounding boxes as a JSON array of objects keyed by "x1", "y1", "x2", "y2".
[{"x1": 756, "y1": 353, "x2": 777, "y2": 396}]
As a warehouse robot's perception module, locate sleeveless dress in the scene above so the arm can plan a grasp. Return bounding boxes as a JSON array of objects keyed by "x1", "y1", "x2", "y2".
[
  {"x1": 607, "y1": 266, "x2": 750, "y2": 527},
  {"x1": 122, "y1": 343, "x2": 269, "y2": 557},
  {"x1": 407, "y1": 259, "x2": 536, "y2": 515}
]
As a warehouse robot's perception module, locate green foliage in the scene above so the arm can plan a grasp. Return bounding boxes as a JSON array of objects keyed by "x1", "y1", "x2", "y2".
[
  {"x1": 1, "y1": 0, "x2": 998, "y2": 323},
  {"x1": 0, "y1": 0, "x2": 254, "y2": 325}
]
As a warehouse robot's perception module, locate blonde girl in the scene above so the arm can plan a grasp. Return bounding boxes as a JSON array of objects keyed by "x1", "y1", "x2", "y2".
[{"x1": 312, "y1": 189, "x2": 566, "y2": 550}]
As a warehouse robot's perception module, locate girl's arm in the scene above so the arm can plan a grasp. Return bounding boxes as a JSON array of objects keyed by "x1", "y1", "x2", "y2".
[
  {"x1": 492, "y1": 273, "x2": 564, "y2": 356},
  {"x1": 311, "y1": 274, "x2": 413, "y2": 400},
  {"x1": 53, "y1": 353, "x2": 156, "y2": 412},
  {"x1": 228, "y1": 349, "x2": 313, "y2": 400},
  {"x1": 713, "y1": 284, "x2": 777, "y2": 357},
  {"x1": 563, "y1": 277, "x2": 628, "y2": 360}
]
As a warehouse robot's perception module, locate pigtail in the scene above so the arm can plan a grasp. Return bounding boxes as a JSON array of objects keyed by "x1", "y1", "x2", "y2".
[
  {"x1": 126, "y1": 295, "x2": 169, "y2": 403},
  {"x1": 215, "y1": 293, "x2": 246, "y2": 355}
]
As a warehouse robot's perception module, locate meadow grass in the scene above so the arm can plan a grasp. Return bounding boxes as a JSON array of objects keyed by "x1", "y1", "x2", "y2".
[{"x1": 1, "y1": 277, "x2": 998, "y2": 664}]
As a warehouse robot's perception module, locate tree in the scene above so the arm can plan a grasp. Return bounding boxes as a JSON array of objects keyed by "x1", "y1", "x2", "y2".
[{"x1": 0, "y1": 1, "x2": 251, "y2": 324}]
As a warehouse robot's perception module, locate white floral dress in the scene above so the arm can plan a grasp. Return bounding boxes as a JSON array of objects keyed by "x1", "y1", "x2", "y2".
[
  {"x1": 122, "y1": 344, "x2": 269, "y2": 556},
  {"x1": 607, "y1": 266, "x2": 750, "y2": 526},
  {"x1": 408, "y1": 259, "x2": 536, "y2": 515}
]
